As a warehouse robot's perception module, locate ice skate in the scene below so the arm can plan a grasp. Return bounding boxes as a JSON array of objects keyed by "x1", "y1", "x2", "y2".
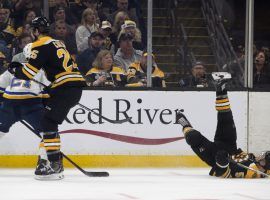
[
  {"x1": 212, "y1": 72, "x2": 231, "y2": 92},
  {"x1": 35, "y1": 158, "x2": 64, "y2": 180},
  {"x1": 176, "y1": 110, "x2": 192, "y2": 128}
]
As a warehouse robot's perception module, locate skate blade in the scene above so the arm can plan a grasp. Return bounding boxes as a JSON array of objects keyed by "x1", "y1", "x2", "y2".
[
  {"x1": 35, "y1": 172, "x2": 64, "y2": 181},
  {"x1": 212, "y1": 72, "x2": 232, "y2": 80}
]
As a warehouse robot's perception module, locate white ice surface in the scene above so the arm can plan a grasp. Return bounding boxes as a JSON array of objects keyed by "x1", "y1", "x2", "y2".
[{"x1": 0, "y1": 168, "x2": 269, "y2": 200}]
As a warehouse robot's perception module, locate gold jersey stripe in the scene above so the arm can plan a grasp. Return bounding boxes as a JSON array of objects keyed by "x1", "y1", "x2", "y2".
[
  {"x1": 3, "y1": 93, "x2": 45, "y2": 99},
  {"x1": 51, "y1": 77, "x2": 85, "y2": 88},
  {"x1": 22, "y1": 68, "x2": 34, "y2": 79},
  {"x1": 246, "y1": 163, "x2": 261, "y2": 178},
  {"x1": 220, "y1": 167, "x2": 231, "y2": 178},
  {"x1": 31, "y1": 36, "x2": 53, "y2": 49},
  {"x1": 55, "y1": 71, "x2": 81, "y2": 79},
  {"x1": 25, "y1": 63, "x2": 39, "y2": 73}
]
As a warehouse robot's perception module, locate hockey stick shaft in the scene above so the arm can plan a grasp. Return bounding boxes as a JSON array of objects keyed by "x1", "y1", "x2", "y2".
[
  {"x1": 29, "y1": 79, "x2": 130, "y2": 124},
  {"x1": 229, "y1": 158, "x2": 269, "y2": 178},
  {"x1": 77, "y1": 103, "x2": 131, "y2": 124},
  {"x1": 20, "y1": 120, "x2": 109, "y2": 177}
]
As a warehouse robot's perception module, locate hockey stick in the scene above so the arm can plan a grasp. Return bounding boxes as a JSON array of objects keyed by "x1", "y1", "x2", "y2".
[
  {"x1": 20, "y1": 120, "x2": 109, "y2": 177},
  {"x1": 229, "y1": 158, "x2": 269, "y2": 178},
  {"x1": 77, "y1": 103, "x2": 131, "y2": 124},
  {"x1": 29, "y1": 79, "x2": 131, "y2": 124}
]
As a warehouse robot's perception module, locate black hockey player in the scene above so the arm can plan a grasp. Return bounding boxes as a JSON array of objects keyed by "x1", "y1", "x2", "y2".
[
  {"x1": 14, "y1": 16, "x2": 86, "y2": 180},
  {"x1": 177, "y1": 72, "x2": 270, "y2": 178}
]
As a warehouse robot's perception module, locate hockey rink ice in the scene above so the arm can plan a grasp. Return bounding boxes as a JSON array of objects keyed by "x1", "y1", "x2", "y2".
[{"x1": 0, "y1": 168, "x2": 269, "y2": 200}]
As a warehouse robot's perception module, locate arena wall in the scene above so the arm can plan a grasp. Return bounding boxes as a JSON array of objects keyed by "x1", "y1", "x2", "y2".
[{"x1": 0, "y1": 90, "x2": 268, "y2": 168}]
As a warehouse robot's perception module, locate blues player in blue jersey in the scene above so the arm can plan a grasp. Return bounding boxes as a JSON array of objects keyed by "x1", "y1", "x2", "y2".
[{"x1": 0, "y1": 43, "x2": 50, "y2": 173}]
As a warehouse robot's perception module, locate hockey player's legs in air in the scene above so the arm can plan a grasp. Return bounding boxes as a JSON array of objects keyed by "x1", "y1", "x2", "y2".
[{"x1": 177, "y1": 72, "x2": 270, "y2": 178}]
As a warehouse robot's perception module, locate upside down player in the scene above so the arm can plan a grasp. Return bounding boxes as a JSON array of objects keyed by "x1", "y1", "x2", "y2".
[
  {"x1": 14, "y1": 17, "x2": 86, "y2": 180},
  {"x1": 176, "y1": 72, "x2": 270, "y2": 178}
]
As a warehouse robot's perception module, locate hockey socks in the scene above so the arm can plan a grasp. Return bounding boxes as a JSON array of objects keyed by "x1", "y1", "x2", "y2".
[
  {"x1": 215, "y1": 90, "x2": 231, "y2": 112},
  {"x1": 42, "y1": 131, "x2": 61, "y2": 161},
  {"x1": 38, "y1": 139, "x2": 48, "y2": 161}
]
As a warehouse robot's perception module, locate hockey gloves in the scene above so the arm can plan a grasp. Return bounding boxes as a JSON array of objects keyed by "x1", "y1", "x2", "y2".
[
  {"x1": 8, "y1": 62, "x2": 23, "y2": 74},
  {"x1": 215, "y1": 150, "x2": 229, "y2": 168}
]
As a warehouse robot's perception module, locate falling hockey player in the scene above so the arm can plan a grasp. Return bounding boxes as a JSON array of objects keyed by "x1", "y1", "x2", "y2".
[
  {"x1": 176, "y1": 72, "x2": 270, "y2": 178},
  {"x1": 14, "y1": 16, "x2": 86, "y2": 180}
]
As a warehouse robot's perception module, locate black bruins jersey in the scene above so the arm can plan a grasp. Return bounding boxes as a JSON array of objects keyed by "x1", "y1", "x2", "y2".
[
  {"x1": 15, "y1": 36, "x2": 86, "y2": 88},
  {"x1": 209, "y1": 150, "x2": 270, "y2": 178}
]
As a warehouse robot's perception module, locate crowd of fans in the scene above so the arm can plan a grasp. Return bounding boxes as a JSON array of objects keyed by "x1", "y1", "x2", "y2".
[
  {"x1": 0, "y1": 0, "x2": 269, "y2": 89},
  {"x1": 0, "y1": 0, "x2": 165, "y2": 88}
]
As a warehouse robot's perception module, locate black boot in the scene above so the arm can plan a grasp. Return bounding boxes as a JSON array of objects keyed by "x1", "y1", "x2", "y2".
[
  {"x1": 35, "y1": 156, "x2": 49, "y2": 174},
  {"x1": 35, "y1": 156, "x2": 64, "y2": 180},
  {"x1": 212, "y1": 72, "x2": 231, "y2": 92}
]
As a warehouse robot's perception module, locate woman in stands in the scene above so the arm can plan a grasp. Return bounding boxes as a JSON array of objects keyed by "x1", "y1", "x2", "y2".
[{"x1": 85, "y1": 49, "x2": 127, "y2": 87}]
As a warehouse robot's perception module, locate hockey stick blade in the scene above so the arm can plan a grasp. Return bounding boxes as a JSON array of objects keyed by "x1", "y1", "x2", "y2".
[
  {"x1": 61, "y1": 154, "x2": 109, "y2": 177},
  {"x1": 77, "y1": 103, "x2": 131, "y2": 124},
  {"x1": 20, "y1": 120, "x2": 109, "y2": 177}
]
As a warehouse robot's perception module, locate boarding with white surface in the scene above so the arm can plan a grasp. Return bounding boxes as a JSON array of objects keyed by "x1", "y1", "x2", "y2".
[{"x1": 0, "y1": 89, "x2": 269, "y2": 166}]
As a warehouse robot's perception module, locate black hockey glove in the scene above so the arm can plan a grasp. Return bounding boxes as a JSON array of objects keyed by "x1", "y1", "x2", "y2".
[
  {"x1": 8, "y1": 62, "x2": 23, "y2": 74},
  {"x1": 215, "y1": 150, "x2": 229, "y2": 168}
]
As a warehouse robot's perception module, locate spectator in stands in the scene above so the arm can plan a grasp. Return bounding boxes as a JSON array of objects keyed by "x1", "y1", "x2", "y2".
[
  {"x1": 85, "y1": 49, "x2": 126, "y2": 87},
  {"x1": 76, "y1": 8, "x2": 99, "y2": 53},
  {"x1": 253, "y1": 50, "x2": 270, "y2": 87},
  {"x1": 109, "y1": 0, "x2": 138, "y2": 27},
  {"x1": 114, "y1": 32, "x2": 142, "y2": 71},
  {"x1": 19, "y1": 23, "x2": 34, "y2": 39},
  {"x1": 0, "y1": 5, "x2": 16, "y2": 48},
  {"x1": 112, "y1": 11, "x2": 129, "y2": 41},
  {"x1": 13, "y1": 0, "x2": 42, "y2": 28},
  {"x1": 49, "y1": 0, "x2": 78, "y2": 26},
  {"x1": 0, "y1": 50, "x2": 8, "y2": 74},
  {"x1": 71, "y1": 0, "x2": 108, "y2": 25},
  {"x1": 51, "y1": 20, "x2": 77, "y2": 57},
  {"x1": 99, "y1": 20, "x2": 117, "y2": 53},
  {"x1": 11, "y1": 33, "x2": 32, "y2": 62},
  {"x1": 119, "y1": 19, "x2": 144, "y2": 50},
  {"x1": 126, "y1": 51, "x2": 166, "y2": 87},
  {"x1": 49, "y1": 5, "x2": 75, "y2": 36},
  {"x1": 179, "y1": 61, "x2": 212, "y2": 88},
  {"x1": 76, "y1": 31, "x2": 105, "y2": 75},
  {"x1": 15, "y1": 9, "x2": 36, "y2": 36}
]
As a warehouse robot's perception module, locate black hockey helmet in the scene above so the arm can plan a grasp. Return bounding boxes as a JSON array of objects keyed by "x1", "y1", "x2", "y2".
[{"x1": 31, "y1": 16, "x2": 50, "y2": 33}]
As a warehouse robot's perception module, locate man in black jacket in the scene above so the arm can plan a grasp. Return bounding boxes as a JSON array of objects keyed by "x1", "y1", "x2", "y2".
[{"x1": 76, "y1": 31, "x2": 105, "y2": 75}]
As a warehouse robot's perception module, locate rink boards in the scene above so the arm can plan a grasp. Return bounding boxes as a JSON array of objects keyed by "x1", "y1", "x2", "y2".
[{"x1": 0, "y1": 90, "x2": 268, "y2": 167}]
